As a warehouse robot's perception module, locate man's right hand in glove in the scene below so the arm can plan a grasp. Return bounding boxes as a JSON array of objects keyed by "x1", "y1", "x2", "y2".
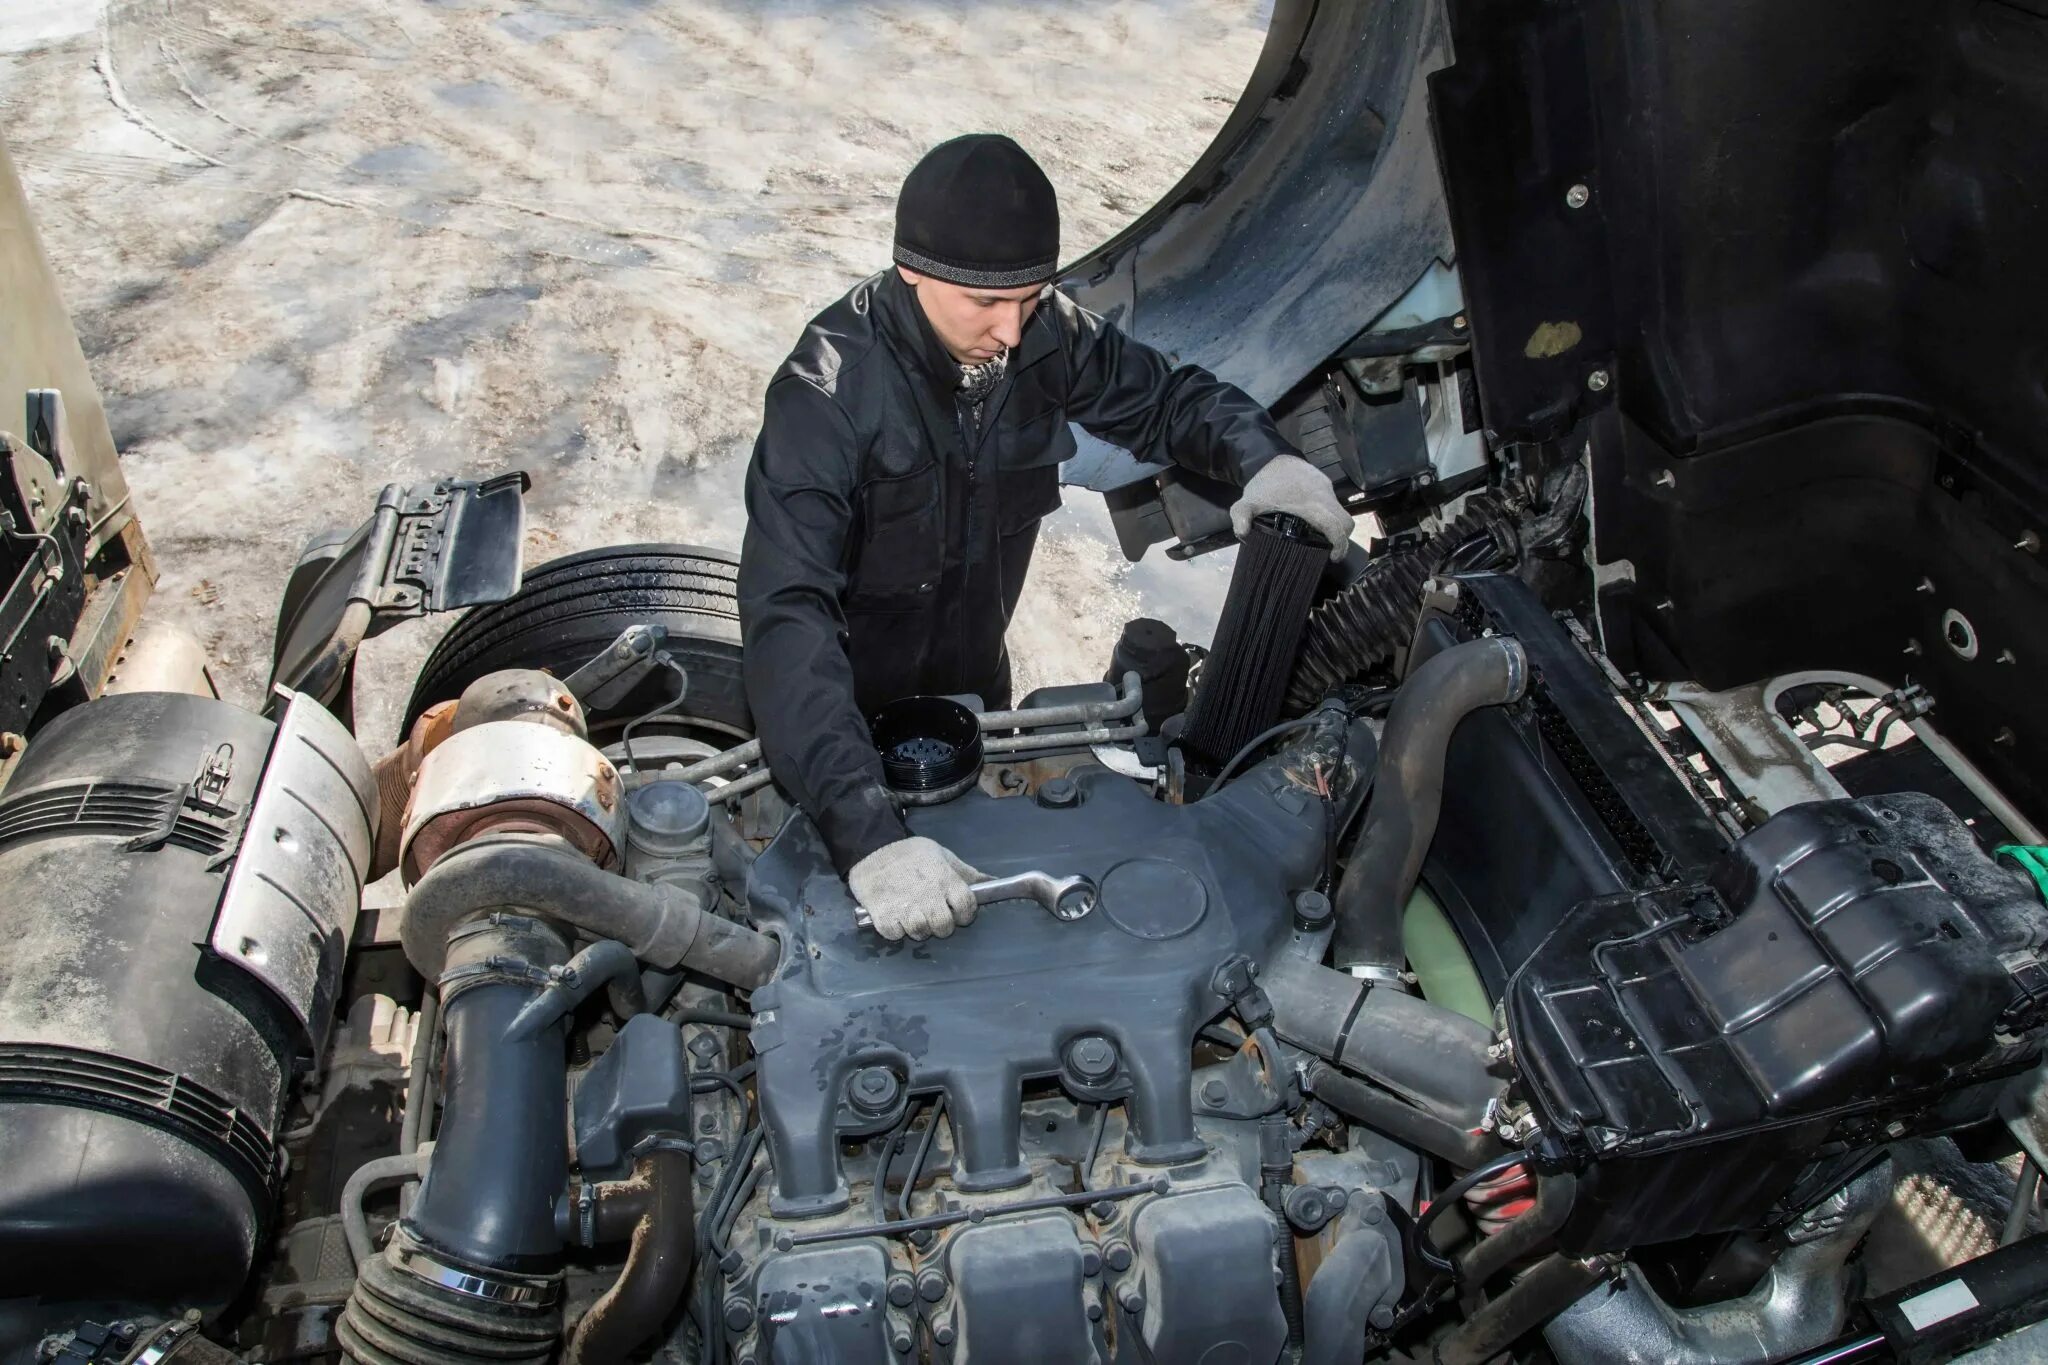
[{"x1": 848, "y1": 836, "x2": 986, "y2": 941}]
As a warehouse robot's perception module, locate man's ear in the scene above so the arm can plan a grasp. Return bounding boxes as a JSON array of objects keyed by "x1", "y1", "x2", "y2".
[{"x1": 896, "y1": 265, "x2": 924, "y2": 287}]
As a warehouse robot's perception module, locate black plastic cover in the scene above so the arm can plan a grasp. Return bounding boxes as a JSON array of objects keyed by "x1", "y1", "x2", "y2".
[
  {"x1": 744, "y1": 728, "x2": 1372, "y2": 1216},
  {"x1": 1511, "y1": 793, "x2": 2048, "y2": 1249},
  {"x1": 572, "y1": 1014, "x2": 693, "y2": 1184}
]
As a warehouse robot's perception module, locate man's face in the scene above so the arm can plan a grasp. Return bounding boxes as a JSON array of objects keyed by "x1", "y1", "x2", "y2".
[{"x1": 897, "y1": 267, "x2": 1044, "y2": 364}]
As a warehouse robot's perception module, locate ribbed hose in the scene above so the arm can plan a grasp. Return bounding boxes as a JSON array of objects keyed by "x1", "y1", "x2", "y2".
[
  {"x1": 1285, "y1": 501, "x2": 1516, "y2": 713},
  {"x1": 339, "y1": 1250, "x2": 561, "y2": 1365}
]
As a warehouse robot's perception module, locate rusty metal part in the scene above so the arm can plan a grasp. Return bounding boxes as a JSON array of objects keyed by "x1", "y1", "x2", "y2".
[
  {"x1": 451, "y1": 668, "x2": 587, "y2": 738},
  {"x1": 401, "y1": 719, "x2": 626, "y2": 881}
]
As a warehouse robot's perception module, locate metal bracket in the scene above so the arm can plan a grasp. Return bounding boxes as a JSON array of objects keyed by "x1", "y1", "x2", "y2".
[{"x1": 563, "y1": 623, "x2": 670, "y2": 711}]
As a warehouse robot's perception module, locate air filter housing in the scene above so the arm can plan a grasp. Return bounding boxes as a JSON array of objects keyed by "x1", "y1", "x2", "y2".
[{"x1": 1180, "y1": 513, "x2": 1330, "y2": 767}]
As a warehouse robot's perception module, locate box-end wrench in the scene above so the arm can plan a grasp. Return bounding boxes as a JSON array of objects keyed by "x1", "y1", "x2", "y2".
[{"x1": 854, "y1": 870, "x2": 1098, "y2": 931}]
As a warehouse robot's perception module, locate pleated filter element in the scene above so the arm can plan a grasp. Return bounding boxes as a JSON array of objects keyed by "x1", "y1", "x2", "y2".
[{"x1": 1180, "y1": 512, "x2": 1330, "y2": 767}]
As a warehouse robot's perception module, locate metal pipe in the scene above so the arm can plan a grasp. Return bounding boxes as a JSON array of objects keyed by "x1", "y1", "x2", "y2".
[
  {"x1": 674, "y1": 674, "x2": 1147, "y2": 790},
  {"x1": 341, "y1": 1146, "x2": 433, "y2": 1269},
  {"x1": 1762, "y1": 670, "x2": 2043, "y2": 844},
  {"x1": 1300, "y1": 1061, "x2": 1505, "y2": 1168},
  {"x1": 1433, "y1": 1254, "x2": 1611, "y2": 1365},
  {"x1": 563, "y1": 1151, "x2": 694, "y2": 1365},
  {"x1": 1333, "y1": 636, "x2": 1528, "y2": 976},
  {"x1": 1544, "y1": 1159, "x2": 1892, "y2": 1364},
  {"x1": 398, "y1": 993, "x2": 440, "y2": 1156},
  {"x1": 401, "y1": 832, "x2": 780, "y2": 988}
]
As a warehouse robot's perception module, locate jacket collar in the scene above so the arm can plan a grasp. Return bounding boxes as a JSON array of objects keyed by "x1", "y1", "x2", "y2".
[{"x1": 873, "y1": 268, "x2": 1061, "y2": 395}]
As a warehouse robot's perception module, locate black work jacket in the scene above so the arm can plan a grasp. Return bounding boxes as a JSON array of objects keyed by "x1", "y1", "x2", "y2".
[{"x1": 737, "y1": 269, "x2": 1295, "y2": 874}]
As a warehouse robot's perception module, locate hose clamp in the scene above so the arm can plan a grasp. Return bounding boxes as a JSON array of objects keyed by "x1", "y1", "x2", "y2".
[{"x1": 389, "y1": 1235, "x2": 562, "y2": 1305}]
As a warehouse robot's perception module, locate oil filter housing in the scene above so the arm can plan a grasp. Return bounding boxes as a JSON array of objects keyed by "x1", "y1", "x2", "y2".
[{"x1": 0, "y1": 690, "x2": 373, "y2": 1317}]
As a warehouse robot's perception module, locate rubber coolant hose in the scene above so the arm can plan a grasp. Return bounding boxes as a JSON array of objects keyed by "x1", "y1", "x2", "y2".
[{"x1": 1331, "y1": 635, "x2": 1527, "y2": 976}]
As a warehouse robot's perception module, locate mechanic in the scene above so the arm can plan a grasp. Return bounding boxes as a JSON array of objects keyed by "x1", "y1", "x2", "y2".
[{"x1": 738, "y1": 133, "x2": 1351, "y2": 943}]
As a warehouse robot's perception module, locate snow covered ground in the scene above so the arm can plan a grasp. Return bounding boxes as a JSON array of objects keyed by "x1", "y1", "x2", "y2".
[{"x1": 0, "y1": 0, "x2": 1264, "y2": 744}]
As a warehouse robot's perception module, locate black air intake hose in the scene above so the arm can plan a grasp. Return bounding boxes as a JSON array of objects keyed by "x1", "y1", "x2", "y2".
[
  {"x1": 339, "y1": 915, "x2": 572, "y2": 1364},
  {"x1": 1286, "y1": 500, "x2": 1516, "y2": 713},
  {"x1": 1180, "y1": 513, "x2": 1330, "y2": 766},
  {"x1": 1331, "y1": 635, "x2": 1528, "y2": 978}
]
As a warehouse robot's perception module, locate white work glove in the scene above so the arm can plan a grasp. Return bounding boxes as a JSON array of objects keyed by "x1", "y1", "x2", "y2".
[
  {"x1": 1229, "y1": 453, "x2": 1354, "y2": 561},
  {"x1": 848, "y1": 836, "x2": 986, "y2": 942}
]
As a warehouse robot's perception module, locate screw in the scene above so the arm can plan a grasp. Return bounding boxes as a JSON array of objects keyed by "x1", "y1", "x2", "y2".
[
  {"x1": 932, "y1": 1318, "x2": 956, "y2": 1347},
  {"x1": 2018, "y1": 530, "x2": 2041, "y2": 554},
  {"x1": 891, "y1": 1324, "x2": 915, "y2": 1354},
  {"x1": 1917, "y1": 577, "x2": 1937, "y2": 594},
  {"x1": 1998, "y1": 649, "x2": 2017, "y2": 665},
  {"x1": 1370, "y1": 1305, "x2": 1396, "y2": 1330},
  {"x1": 1081, "y1": 1246, "x2": 1103, "y2": 1277},
  {"x1": 917, "y1": 1268, "x2": 948, "y2": 1303},
  {"x1": 1066, "y1": 1034, "x2": 1119, "y2": 1084},
  {"x1": 695, "y1": 1137, "x2": 725, "y2": 1164},
  {"x1": 1117, "y1": 1284, "x2": 1146, "y2": 1314},
  {"x1": 724, "y1": 1298, "x2": 754, "y2": 1332},
  {"x1": 1452, "y1": 313, "x2": 1468, "y2": 331},
  {"x1": 1565, "y1": 182, "x2": 1591, "y2": 209},
  {"x1": 1903, "y1": 639, "x2": 1923, "y2": 657},
  {"x1": 1087, "y1": 1298, "x2": 1105, "y2": 1322},
  {"x1": 887, "y1": 1275, "x2": 915, "y2": 1307},
  {"x1": 1587, "y1": 369, "x2": 1610, "y2": 392},
  {"x1": 1200, "y1": 1078, "x2": 1229, "y2": 1108},
  {"x1": 1103, "y1": 1240, "x2": 1133, "y2": 1272},
  {"x1": 1652, "y1": 468, "x2": 1675, "y2": 488},
  {"x1": 1361, "y1": 1199, "x2": 1383, "y2": 1226},
  {"x1": 1995, "y1": 728, "x2": 2017, "y2": 747}
]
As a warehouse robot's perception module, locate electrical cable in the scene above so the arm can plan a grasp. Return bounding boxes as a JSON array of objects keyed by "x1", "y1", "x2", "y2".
[
  {"x1": 1206, "y1": 717, "x2": 1316, "y2": 793},
  {"x1": 1415, "y1": 1151, "x2": 1531, "y2": 1277}
]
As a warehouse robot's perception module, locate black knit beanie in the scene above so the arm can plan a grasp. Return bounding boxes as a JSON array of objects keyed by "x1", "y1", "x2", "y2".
[{"x1": 893, "y1": 134, "x2": 1060, "y2": 289}]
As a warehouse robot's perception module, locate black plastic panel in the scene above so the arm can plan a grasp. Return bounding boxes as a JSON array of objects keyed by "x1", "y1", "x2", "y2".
[{"x1": 1510, "y1": 793, "x2": 2048, "y2": 1249}]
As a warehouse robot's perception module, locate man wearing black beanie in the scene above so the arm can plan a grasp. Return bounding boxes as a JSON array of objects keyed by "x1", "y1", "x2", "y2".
[{"x1": 738, "y1": 134, "x2": 1352, "y2": 943}]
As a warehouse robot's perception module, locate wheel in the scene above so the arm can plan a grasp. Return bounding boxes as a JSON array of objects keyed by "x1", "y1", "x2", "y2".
[{"x1": 402, "y1": 544, "x2": 750, "y2": 748}]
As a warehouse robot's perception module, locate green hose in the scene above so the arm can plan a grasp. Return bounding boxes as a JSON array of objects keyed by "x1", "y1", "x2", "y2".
[{"x1": 1402, "y1": 885, "x2": 1493, "y2": 1027}]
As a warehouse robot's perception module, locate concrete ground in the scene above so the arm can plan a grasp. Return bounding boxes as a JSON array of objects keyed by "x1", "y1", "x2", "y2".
[{"x1": 0, "y1": 0, "x2": 1265, "y2": 744}]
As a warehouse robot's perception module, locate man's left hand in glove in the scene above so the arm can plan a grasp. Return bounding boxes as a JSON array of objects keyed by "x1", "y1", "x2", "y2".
[{"x1": 1229, "y1": 453, "x2": 1353, "y2": 560}]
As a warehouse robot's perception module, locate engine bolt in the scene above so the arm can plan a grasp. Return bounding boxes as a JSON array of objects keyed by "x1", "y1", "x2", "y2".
[
  {"x1": 848, "y1": 1066, "x2": 902, "y2": 1116},
  {"x1": 1360, "y1": 1199, "x2": 1382, "y2": 1226},
  {"x1": 688, "y1": 1033, "x2": 722, "y2": 1060},
  {"x1": 916, "y1": 1268, "x2": 948, "y2": 1303},
  {"x1": 1292, "y1": 890, "x2": 1333, "y2": 931},
  {"x1": 1081, "y1": 1246, "x2": 1103, "y2": 1277},
  {"x1": 724, "y1": 1298, "x2": 754, "y2": 1332},
  {"x1": 1200, "y1": 1078, "x2": 1229, "y2": 1108},
  {"x1": 1038, "y1": 777, "x2": 1081, "y2": 808},
  {"x1": 1117, "y1": 1284, "x2": 1146, "y2": 1315},
  {"x1": 932, "y1": 1318, "x2": 957, "y2": 1347},
  {"x1": 1087, "y1": 1298, "x2": 1105, "y2": 1322},
  {"x1": 887, "y1": 1275, "x2": 916, "y2": 1307},
  {"x1": 1369, "y1": 1305, "x2": 1396, "y2": 1330},
  {"x1": 1066, "y1": 1034, "x2": 1119, "y2": 1084},
  {"x1": 1103, "y1": 1240, "x2": 1133, "y2": 1272},
  {"x1": 890, "y1": 1324, "x2": 914, "y2": 1354}
]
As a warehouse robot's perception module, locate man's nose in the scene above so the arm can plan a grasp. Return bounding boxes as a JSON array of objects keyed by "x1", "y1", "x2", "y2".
[{"x1": 991, "y1": 306, "x2": 1025, "y2": 350}]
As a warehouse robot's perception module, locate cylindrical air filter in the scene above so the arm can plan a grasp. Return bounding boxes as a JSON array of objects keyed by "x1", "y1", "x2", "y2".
[{"x1": 1180, "y1": 513, "x2": 1330, "y2": 767}]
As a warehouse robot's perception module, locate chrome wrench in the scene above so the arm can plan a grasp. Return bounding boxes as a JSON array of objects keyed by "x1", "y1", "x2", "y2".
[{"x1": 854, "y1": 869, "x2": 1097, "y2": 930}]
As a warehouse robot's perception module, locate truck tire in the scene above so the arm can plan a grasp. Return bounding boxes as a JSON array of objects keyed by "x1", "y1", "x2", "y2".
[{"x1": 403, "y1": 544, "x2": 749, "y2": 746}]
